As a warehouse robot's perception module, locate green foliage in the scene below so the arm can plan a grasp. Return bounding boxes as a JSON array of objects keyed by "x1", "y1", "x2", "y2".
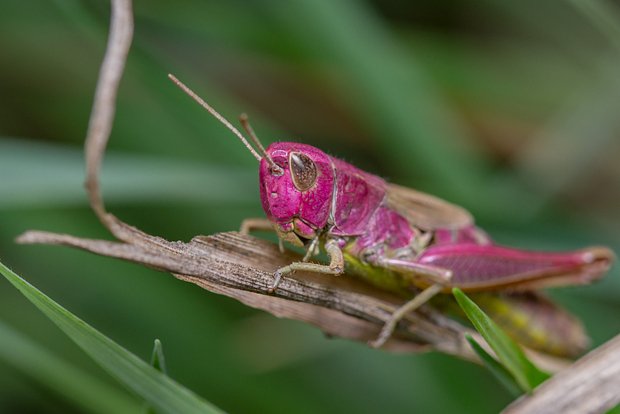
[
  {"x1": 464, "y1": 334, "x2": 522, "y2": 397},
  {"x1": 150, "y1": 339, "x2": 168, "y2": 375},
  {"x1": 0, "y1": 261, "x2": 223, "y2": 414},
  {"x1": 454, "y1": 289, "x2": 550, "y2": 392},
  {"x1": 0, "y1": 138, "x2": 255, "y2": 209},
  {"x1": 607, "y1": 404, "x2": 620, "y2": 414},
  {"x1": 1, "y1": 0, "x2": 619, "y2": 413},
  {"x1": 145, "y1": 339, "x2": 168, "y2": 414},
  {"x1": 0, "y1": 320, "x2": 141, "y2": 414}
]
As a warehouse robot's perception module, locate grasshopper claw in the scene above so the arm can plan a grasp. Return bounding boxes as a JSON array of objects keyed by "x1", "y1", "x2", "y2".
[
  {"x1": 368, "y1": 327, "x2": 393, "y2": 349},
  {"x1": 268, "y1": 270, "x2": 284, "y2": 293}
]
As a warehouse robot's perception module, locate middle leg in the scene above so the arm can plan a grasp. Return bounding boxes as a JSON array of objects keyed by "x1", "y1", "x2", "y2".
[{"x1": 367, "y1": 256, "x2": 453, "y2": 348}]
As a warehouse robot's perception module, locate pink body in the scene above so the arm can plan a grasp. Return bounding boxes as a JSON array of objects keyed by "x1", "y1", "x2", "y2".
[{"x1": 259, "y1": 142, "x2": 610, "y2": 292}]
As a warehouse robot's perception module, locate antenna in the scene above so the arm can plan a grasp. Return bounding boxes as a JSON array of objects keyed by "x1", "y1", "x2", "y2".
[
  {"x1": 168, "y1": 74, "x2": 268, "y2": 165},
  {"x1": 239, "y1": 113, "x2": 280, "y2": 173}
]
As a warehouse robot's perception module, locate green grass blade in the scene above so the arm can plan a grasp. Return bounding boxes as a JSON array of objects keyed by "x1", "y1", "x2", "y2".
[
  {"x1": 465, "y1": 334, "x2": 522, "y2": 397},
  {"x1": 453, "y1": 288, "x2": 550, "y2": 392},
  {"x1": 150, "y1": 339, "x2": 168, "y2": 375},
  {"x1": 0, "y1": 320, "x2": 141, "y2": 414},
  {"x1": 0, "y1": 260, "x2": 224, "y2": 414},
  {"x1": 145, "y1": 339, "x2": 169, "y2": 414}
]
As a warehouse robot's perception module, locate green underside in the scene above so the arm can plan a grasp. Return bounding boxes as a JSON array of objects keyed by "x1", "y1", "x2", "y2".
[
  {"x1": 343, "y1": 252, "x2": 586, "y2": 358},
  {"x1": 343, "y1": 252, "x2": 414, "y2": 297}
]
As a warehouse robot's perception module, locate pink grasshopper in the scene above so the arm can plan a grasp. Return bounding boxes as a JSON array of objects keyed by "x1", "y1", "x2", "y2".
[{"x1": 170, "y1": 75, "x2": 614, "y2": 354}]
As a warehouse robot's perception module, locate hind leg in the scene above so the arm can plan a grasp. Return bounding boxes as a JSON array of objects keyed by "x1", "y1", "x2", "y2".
[{"x1": 367, "y1": 256, "x2": 453, "y2": 348}]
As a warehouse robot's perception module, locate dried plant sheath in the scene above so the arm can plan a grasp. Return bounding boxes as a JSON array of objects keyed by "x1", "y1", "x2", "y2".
[{"x1": 16, "y1": 229, "x2": 470, "y2": 355}]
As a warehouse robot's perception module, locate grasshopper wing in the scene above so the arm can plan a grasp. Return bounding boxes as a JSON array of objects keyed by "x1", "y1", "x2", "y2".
[{"x1": 385, "y1": 184, "x2": 473, "y2": 230}]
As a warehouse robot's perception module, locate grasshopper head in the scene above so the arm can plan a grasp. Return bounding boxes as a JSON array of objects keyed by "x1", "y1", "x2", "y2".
[{"x1": 259, "y1": 142, "x2": 334, "y2": 246}]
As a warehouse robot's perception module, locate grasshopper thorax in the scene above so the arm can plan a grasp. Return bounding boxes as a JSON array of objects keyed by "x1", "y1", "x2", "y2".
[{"x1": 259, "y1": 142, "x2": 335, "y2": 246}]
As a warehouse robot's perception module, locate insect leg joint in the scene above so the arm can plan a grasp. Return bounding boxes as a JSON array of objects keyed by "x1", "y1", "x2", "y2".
[{"x1": 269, "y1": 239, "x2": 344, "y2": 293}]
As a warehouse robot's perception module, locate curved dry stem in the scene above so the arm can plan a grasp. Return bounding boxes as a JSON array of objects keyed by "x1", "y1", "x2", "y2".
[{"x1": 84, "y1": 0, "x2": 133, "y2": 238}]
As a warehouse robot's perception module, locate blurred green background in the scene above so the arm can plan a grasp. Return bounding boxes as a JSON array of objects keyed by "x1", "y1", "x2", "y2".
[{"x1": 1, "y1": 0, "x2": 620, "y2": 412}]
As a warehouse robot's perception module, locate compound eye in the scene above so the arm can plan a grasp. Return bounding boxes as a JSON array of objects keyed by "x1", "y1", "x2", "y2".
[{"x1": 289, "y1": 152, "x2": 317, "y2": 191}]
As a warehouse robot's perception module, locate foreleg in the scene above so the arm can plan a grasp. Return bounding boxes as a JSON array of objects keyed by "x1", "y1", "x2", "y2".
[
  {"x1": 239, "y1": 218, "x2": 284, "y2": 253},
  {"x1": 239, "y1": 218, "x2": 275, "y2": 235}
]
